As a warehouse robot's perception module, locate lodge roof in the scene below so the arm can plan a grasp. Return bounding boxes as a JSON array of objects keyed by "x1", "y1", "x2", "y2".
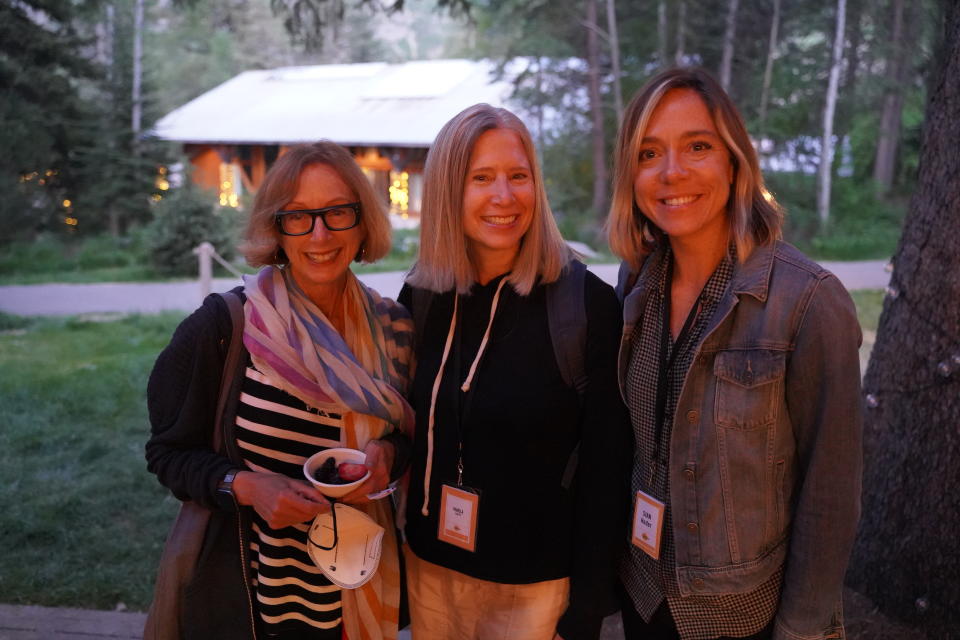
[{"x1": 151, "y1": 59, "x2": 515, "y2": 147}]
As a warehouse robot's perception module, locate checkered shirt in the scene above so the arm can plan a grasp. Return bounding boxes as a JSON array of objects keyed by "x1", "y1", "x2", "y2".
[{"x1": 619, "y1": 247, "x2": 784, "y2": 639}]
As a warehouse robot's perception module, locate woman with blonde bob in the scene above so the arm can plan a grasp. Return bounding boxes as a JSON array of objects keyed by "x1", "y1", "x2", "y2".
[
  {"x1": 609, "y1": 67, "x2": 862, "y2": 640},
  {"x1": 400, "y1": 104, "x2": 631, "y2": 639},
  {"x1": 146, "y1": 141, "x2": 414, "y2": 640}
]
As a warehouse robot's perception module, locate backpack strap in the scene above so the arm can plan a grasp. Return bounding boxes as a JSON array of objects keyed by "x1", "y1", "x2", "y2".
[
  {"x1": 546, "y1": 260, "x2": 588, "y2": 490},
  {"x1": 546, "y1": 259, "x2": 588, "y2": 400},
  {"x1": 411, "y1": 285, "x2": 434, "y2": 353},
  {"x1": 213, "y1": 291, "x2": 245, "y2": 455}
]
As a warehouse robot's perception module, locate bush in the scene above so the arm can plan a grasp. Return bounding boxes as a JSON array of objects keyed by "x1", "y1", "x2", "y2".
[
  {"x1": 146, "y1": 184, "x2": 238, "y2": 276},
  {"x1": 0, "y1": 312, "x2": 32, "y2": 331},
  {"x1": 0, "y1": 235, "x2": 73, "y2": 276},
  {"x1": 0, "y1": 232, "x2": 155, "y2": 283},
  {"x1": 765, "y1": 172, "x2": 905, "y2": 260},
  {"x1": 74, "y1": 233, "x2": 148, "y2": 270}
]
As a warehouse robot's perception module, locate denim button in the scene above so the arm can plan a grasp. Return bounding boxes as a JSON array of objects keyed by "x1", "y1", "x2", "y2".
[
  {"x1": 692, "y1": 577, "x2": 705, "y2": 589},
  {"x1": 684, "y1": 468, "x2": 695, "y2": 480},
  {"x1": 686, "y1": 522, "x2": 699, "y2": 532},
  {"x1": 686, "y1": 410, "x2": 698, "y2": 423}
]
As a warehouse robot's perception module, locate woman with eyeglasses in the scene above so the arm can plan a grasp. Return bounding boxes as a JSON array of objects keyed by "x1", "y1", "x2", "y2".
[{"x1": 145, "y1": 141, "x2": 413, "y2": 640}]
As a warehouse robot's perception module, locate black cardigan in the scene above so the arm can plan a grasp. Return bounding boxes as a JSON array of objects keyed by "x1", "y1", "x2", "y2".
[
  {"x1": 399, "y1": 272, "x2": 632, "y2": 640},
  {"x1": 146, "y1": 289, "x2": 257, "y2": 639}
]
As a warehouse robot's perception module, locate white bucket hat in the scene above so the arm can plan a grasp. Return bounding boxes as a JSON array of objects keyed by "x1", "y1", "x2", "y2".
[{"x1": 307, "y1": 503, "x2": 385, "y2": 589}]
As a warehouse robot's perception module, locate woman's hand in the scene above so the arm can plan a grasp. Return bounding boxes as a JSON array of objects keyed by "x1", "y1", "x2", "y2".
[
  {"x1": 339, "y1": 439, "x2": 395, "y2": 505},
  {"x1": 232, "y1": 471, "x2": 330, "y2": 529}
]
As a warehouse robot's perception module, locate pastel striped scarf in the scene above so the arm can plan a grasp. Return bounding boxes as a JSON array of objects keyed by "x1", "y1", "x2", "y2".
[{"x1": 242, "y1": 265, "x2": 413, "y2": 640}]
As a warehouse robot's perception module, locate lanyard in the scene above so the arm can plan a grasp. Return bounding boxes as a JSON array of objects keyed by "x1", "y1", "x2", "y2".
[{"x1": 652, "y1": 258, "x2": 701, "y2": 467}]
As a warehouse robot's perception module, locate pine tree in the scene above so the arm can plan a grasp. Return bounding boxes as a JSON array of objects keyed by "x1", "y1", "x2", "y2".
[{"x1": 0, "y1": 0, "x2": 99, "y2": 241}]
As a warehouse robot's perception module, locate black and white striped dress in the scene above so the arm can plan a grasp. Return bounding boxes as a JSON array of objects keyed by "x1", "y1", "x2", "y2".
[{"x1": 235, "y1": 362, "x2": 344, "y2": 638}]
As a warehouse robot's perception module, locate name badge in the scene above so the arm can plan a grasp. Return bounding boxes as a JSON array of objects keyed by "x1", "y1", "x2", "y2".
[
  {"x1": 438, "y1": 484, "x2": 480, "y2": 552},
  {"x1": 632, "y1": 490, "x2": 665, "y2": 560}
]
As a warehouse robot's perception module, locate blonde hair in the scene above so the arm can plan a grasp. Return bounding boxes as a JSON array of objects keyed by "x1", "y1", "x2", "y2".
[
  {"x1": 407, "y1": 103, "x2": 570, "y2": 295},
  {"x1": 607, "y1": 67, "x2": 783, "y2": 271},
  {"x1": 241, "y1": 141, "x2": 392, "y2": 266}
]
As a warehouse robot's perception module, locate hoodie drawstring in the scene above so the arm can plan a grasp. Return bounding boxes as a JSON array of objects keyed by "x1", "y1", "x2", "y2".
[{"x1": 421, "y1": 278, "x2": 507, "y2": 516}]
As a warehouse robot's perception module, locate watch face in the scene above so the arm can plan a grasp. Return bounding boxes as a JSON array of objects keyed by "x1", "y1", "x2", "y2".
[{"x1": 219, "y1": 472, "x2": 236, "y2": 494}]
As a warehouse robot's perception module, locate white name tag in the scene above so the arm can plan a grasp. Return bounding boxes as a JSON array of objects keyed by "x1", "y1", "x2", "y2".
[
  {"x1": 632, "y1": 490, "x2": 665, "y2": 560},
  {"x1": 438, "y1": 484, "x2": 479, "y2": 552}
]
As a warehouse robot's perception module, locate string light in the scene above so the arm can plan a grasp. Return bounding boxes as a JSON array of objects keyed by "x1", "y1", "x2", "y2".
[
  {"x1": 863, "y1": 273, "x2": 959, "y2": 405},
  {"x1": 389, "y1": 171, "x2": 410, "y2": 215}
]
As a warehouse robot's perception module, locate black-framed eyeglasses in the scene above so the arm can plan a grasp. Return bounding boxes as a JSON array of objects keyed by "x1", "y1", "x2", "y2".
[{"x1": 275, "y1": 202, "x2": 361, "y2": 236}]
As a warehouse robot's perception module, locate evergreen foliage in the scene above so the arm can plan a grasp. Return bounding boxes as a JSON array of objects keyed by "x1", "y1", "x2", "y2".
[
  {"x1": 0, "y1": 0, "x2": 169, "y2": 242},
  {"x1": 146, "y1": 182, "x2": 236, "y2": 276},
  {"x1": 72, "y1": 0, "x2": 169, "y2": 237},
  {"x1": 0, "y1": 0, "x2": 99, "y2": 242}
]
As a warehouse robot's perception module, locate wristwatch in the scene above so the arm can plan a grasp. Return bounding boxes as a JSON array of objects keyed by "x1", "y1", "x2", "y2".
[{"x1": 217, "y1": 469, "x2": 239, "y2": 504}]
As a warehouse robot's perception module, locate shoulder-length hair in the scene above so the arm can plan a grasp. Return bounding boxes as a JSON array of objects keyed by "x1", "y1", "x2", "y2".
[
  {"x1": 241, "y1": 141, "x2": 392, "y2": 267},
  {"x1": 406, "y1": 103, "x2": 570, "y2": 295},
  {"x1": 607, "y1": 67, "x2": 783, "y2": 271}
]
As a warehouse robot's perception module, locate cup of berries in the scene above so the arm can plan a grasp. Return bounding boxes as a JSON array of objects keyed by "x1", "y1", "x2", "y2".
[{"x1": 303, "y1": 447, "x2": 371, "y2": 498}]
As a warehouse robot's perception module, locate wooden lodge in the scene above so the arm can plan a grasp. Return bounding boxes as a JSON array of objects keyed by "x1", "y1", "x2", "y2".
[{"x1": 152, "y1": 59, "x2": 515, "y2": 224}]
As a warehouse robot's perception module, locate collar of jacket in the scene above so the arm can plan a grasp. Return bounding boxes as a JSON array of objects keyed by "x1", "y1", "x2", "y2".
[
  {"x1": 729, "y1": 241, "x2": 776, "y2": 303},
  {"x1": 618, "y1": 240, "x2": 777, "y2": 307}
]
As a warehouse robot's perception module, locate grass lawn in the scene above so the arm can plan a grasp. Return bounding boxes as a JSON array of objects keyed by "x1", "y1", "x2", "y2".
[
  {"x1": 0, "y1": 312, "x2": 186, "y2": 610},
  {"x1": 850, "y1": 289, "x2": 884, "y2": 374},
  {"x1": 0, "y1": 294, "x2": 884, "y2": 612}
]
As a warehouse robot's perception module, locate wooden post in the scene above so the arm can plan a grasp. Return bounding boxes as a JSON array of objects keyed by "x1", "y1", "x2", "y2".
[{"x1": 195, "y1": 242, "x2": 213, "y2": 298}]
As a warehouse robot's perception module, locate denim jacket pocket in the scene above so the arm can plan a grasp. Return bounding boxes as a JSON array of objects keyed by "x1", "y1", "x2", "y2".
[{"x1": 713, "y1": 349, "x2": 786, "y2": 430}]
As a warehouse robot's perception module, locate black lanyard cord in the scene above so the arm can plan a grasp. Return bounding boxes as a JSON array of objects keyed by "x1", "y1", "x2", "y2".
[
  {"x1": 652, "y1": 258, "x2": 702, "y2": 466},
  {"x1": 452, "y1": 282, "x2": 505, "y2": 485}
]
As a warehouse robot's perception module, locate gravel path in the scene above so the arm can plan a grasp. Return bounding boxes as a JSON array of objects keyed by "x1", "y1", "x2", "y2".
[{"x1": 0, "y1": 261, "x2": 888, "y2": 317}]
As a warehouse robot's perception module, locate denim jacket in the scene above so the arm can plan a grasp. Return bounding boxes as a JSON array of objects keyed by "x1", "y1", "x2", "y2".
[{"x1": 616, "y1": 241, "x2": 863, "y2": 640}]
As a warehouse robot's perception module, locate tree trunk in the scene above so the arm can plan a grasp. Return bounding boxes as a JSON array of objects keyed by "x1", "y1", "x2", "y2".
[
  {"x1": 847, "y1": 3, "x2": 960, "y2": 636},
  {"x1": 816, "y1": 0, "x2": 846, "y2": 226},
  {"x1": 758, "y1": 0, "x2": 781, "y2": 138},
  {"x1": 605, "y1": 0, "x2": 623, "y2": 124},
  {"x1": 837, "y1": 0, "x2": 863, "y2": 135},
  {"x1": 872, "y1": 0, "x2": 906, "y2": 192},
  {"x1": 658, "y1": 0, "x2": 668, "y2": 68},
  {"x1": 675, "y1": 0, "x2": 686, "y2": 66},
  {"x1": 585, "y1": 0, "x2": 607, "y2": 219},
  {"x1": 535, "y1": 56, "x2": 545, "y2": 149},
  {"x1": 131, "y1": 0, "x2": 143, "y2": 137},
  {"x1": 106, "y1": 1, "x2": 119, "y2": 238},
  {"x1": 833, "y1": 0, "x2": 863, "y2": 179},
  {"x1": 719, "y1": 0, "x2": 740, "y2": 91},
  {"x1": 95, "y1": 3, "x2": 114, "y2": 71}
]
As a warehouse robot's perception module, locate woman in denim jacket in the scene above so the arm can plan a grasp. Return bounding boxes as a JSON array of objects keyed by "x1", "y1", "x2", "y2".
[{"x1": 607, "y1": 67, "x2": 863, "y2": 640}]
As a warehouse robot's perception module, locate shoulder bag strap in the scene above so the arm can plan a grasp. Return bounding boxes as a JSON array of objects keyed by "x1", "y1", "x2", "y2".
[{"x1": 213, "y1": 291, "x2": 244, "y2": 455}]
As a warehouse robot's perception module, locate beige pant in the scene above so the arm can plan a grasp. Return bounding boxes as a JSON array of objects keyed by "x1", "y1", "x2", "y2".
[{"x1": 404, "y1": 545, "x2": 569, "y2": 640}]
